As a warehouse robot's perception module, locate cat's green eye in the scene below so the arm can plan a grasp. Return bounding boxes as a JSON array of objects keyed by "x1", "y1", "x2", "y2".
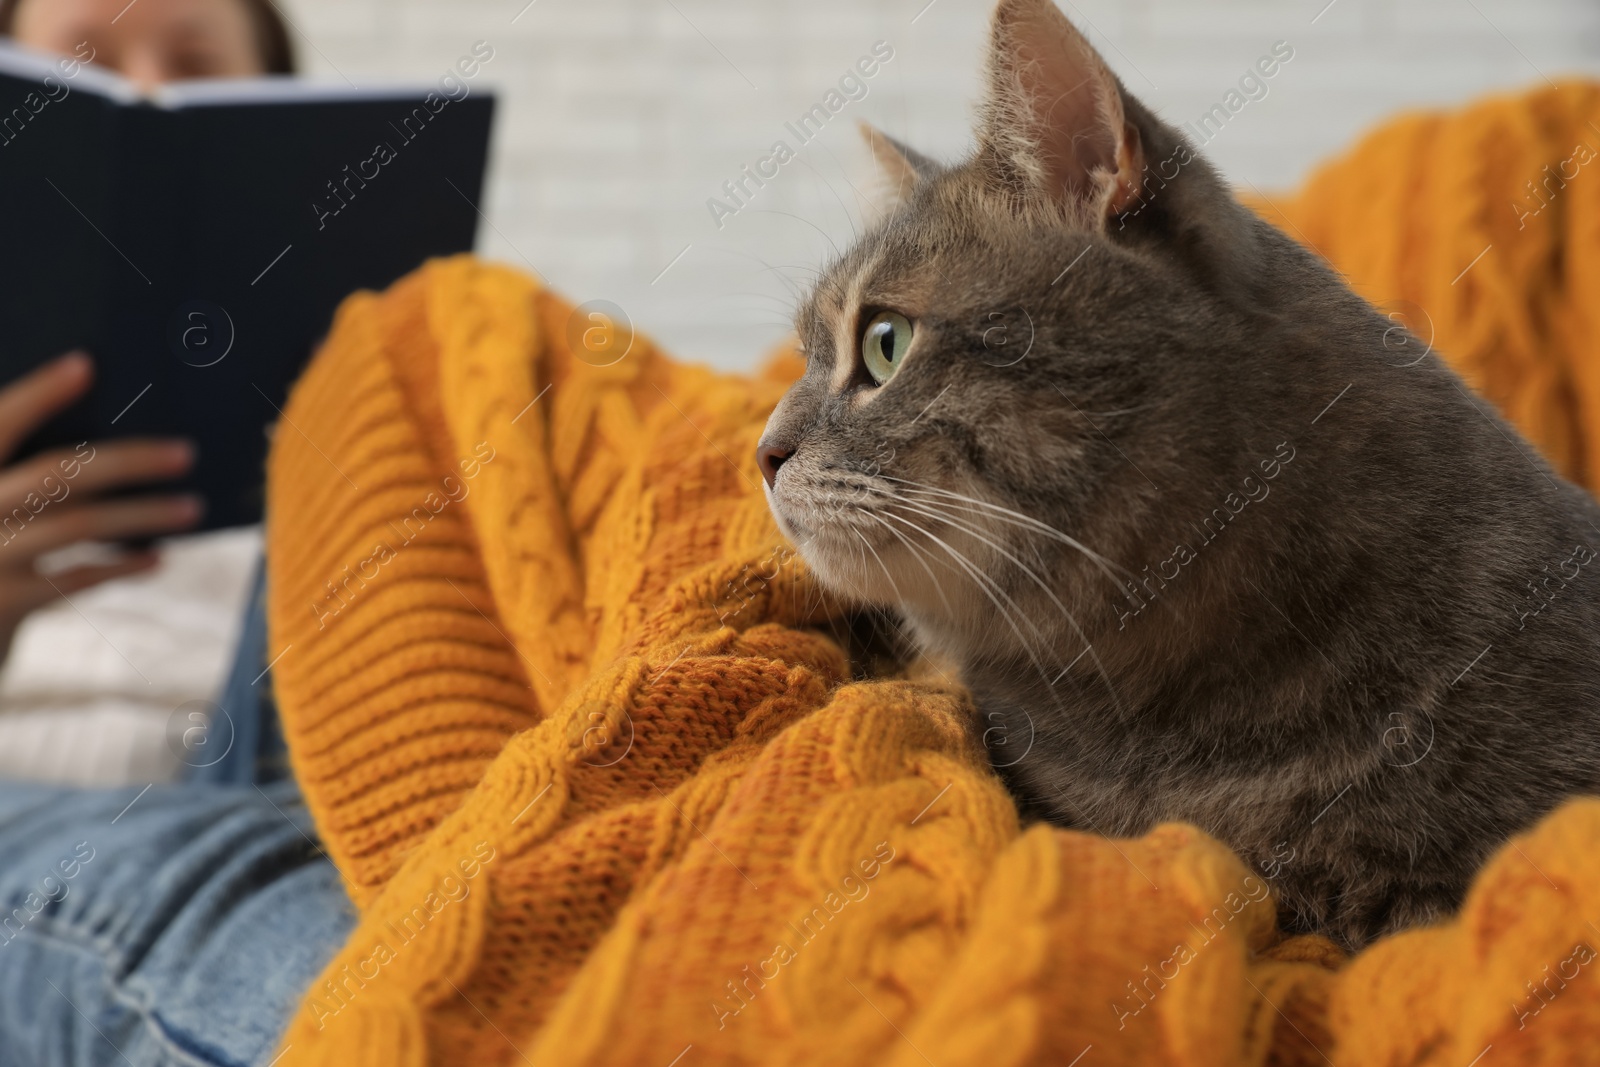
[{"x1": 861, "y1": 311, "x2": 914, "y2": 385}]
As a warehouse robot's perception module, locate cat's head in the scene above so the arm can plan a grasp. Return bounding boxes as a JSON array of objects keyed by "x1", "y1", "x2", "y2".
[{"x1": 757, "y1": 0, "x2": 1322, "y2": 657}]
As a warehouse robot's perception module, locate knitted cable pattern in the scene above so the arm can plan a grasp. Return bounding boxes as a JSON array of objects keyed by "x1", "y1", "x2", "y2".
[{"x1": 268, "y1": 77, "x2": 1600, "y2": 1067}]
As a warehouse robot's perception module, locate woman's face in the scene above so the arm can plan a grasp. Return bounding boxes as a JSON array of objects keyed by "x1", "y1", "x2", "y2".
[{"x1": 13, "y1": 0, "x2": 264, "y2": 90}]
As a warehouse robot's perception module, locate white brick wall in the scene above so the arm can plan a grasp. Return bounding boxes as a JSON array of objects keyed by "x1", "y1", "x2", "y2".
[{"x1": 277, "y1": 0, "x2": 1600, "y2": 371}]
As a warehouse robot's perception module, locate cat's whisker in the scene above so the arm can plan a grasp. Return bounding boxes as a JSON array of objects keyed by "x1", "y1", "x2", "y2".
[
  {"x1": 882, "y1": 477, "x2": 1132, "y2": 591},
  {"x1": 876, "y1": 509, "x2": 1043, "y2": 641},
  {"x1": 883, "y1": 483, "x2": 1120, "y2": 566},
  {"x1": 849, "y1": 525, "x2": 910, "y2": 619},
  {"x1": 879, "y1": 476, "x2": 1119, "y2": 559},
  {"x1": 847, "y1": 521, "x2": 872, "y2": 593},
  {"x1": 887, "y1": 497, "x2": 1069, "y2": 610},
  {"x1": 883, "y1": 495, "x2": 1123, "y2": 711},
  {"x1": 784, "y1": 528, "x2": 831, "y2": 623},
  {"x1": 876, "y1": 509, "x2": 1071, "y2": 713},
  {"x1": 859, "y1": 509, "x2": 955, "y2": 617},
  {"x1": 722, "y1": 292, "x2": 802, "y2": 311},
  {"x1": 808, "y1": 137, "x2": 887, "y2": 231},
  {"x1": 794, "y1": 156, "x2": 862, "y2": 248},
  {"x1": 833, "y1": 475, "x2": 1109, "y2": 686},
  {"x1": 1078, "y1": 405, "x2": 1153, "y2": 419},
  {"x1": 743, "y1": 208, "x2": 843, "y2": 259},
  {"x1": 698, "y1": 246, "x2": 822, "y2": 304},
  {"x1": 891, "y1": 486, "x2": 1090, "y2": 551}
]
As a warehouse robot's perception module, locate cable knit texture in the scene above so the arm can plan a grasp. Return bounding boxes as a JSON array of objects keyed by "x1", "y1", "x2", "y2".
[{"x1": 269, "y1": 80, "x2": 1600, "y2": 1067}]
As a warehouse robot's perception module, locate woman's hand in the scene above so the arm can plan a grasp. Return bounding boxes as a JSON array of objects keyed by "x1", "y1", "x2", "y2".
[{"x1": 0, "y1": 352, "x2": 202, "y2": 662}]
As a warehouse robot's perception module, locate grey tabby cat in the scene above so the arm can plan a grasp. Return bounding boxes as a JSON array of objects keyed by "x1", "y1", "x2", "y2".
[{"x1": 755, "y1": 0, "x2": 1600, "y2": 949}]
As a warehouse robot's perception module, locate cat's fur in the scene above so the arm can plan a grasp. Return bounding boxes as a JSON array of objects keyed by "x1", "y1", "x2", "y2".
[{"x1": 756, "y1": 0, "x2": 1600, "y2": 949}]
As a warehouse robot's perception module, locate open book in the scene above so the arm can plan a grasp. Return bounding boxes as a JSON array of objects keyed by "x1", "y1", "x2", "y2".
[{"x1": 0, "y1": 42, "x2": 495, "y2": 530}]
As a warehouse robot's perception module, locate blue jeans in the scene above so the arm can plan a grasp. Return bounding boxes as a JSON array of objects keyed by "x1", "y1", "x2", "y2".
[
  {"x1": 0, "y1": 565, "x2": 351, "y2": 1066},
  {"x1": 187, "y1": 559, "x2": 292, "y2": 789}
]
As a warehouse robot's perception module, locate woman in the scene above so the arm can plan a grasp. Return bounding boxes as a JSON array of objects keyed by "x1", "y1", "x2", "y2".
[
  {"x1": 0, "y1": 5, "x2": 353, "y2": 1066},
  {"x1": 2, "y1": 0, "x2": 292, "y2": 87}
]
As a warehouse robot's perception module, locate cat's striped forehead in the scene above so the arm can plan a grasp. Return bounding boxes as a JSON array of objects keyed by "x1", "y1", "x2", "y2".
[
  {"x1": 809, "y1": 258, "x2": 872, "y2": 393},
  {"x1": 800, "y1": 229, "x2": 942, "y2": 396}
]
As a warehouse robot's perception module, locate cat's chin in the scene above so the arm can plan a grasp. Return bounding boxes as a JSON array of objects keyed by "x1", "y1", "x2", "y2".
[{"x1": 779, "y1": 524, "x2": 903, "y2": 611}]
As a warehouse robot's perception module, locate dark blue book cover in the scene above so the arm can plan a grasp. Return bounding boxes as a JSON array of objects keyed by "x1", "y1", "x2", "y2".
[{"x1": 0, "y1": 42, "x2": 495, "y2": 529}]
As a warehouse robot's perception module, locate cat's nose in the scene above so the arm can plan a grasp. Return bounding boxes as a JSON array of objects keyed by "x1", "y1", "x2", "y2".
[{"x1": 757, "y1": 441, "x2": 792, "y2": 488}]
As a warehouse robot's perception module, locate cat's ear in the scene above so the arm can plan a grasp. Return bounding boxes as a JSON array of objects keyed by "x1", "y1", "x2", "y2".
[
  {"x1": 860, "y1": 122, "x2": 938, "y2": 210},
  {"x1": 979, "y1": 0, "x2": 1144, "y2": 225}
]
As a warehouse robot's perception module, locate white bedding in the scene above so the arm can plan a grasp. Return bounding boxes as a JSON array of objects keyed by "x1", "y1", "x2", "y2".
[{"x1": 0, "y1": 526, "x2": 261, "y2": 786}]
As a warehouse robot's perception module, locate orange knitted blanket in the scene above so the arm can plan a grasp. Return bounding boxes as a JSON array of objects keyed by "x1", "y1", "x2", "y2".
[{"x1": 268, "y1": 82, "x2": 1600, "y2": 1067}]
